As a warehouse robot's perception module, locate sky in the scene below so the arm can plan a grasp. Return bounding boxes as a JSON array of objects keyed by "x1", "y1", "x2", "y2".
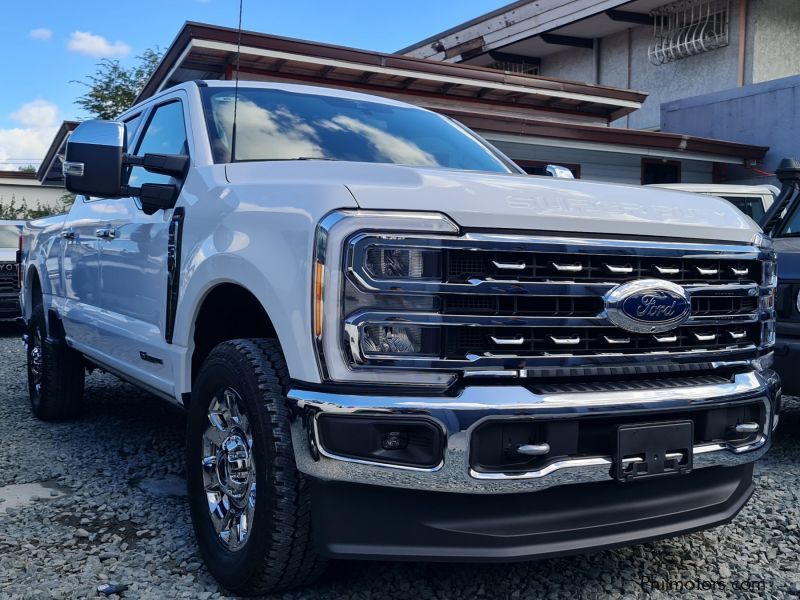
[{"x1": 0, "y1": 0, "x2": 505, "y2": 169}]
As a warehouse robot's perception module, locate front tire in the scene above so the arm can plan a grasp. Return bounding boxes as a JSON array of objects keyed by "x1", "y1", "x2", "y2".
[
  {"x1": 27, "y1": 302, "x2": 84, "y2": 420},
  {"x1": 187, "y1": 339, "x2": 325, "y2": 595}
]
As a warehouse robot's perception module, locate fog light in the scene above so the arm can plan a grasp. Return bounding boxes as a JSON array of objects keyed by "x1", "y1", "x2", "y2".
[
  {"x1": 381, "y1": 431, "x2": 408, "y2": 450},
  {"x1": 361, "y1": 325, "x2": 439, "y2": 356},
  {"x1": 316, "y1": 415, "x2": 444, "y2": 468}
]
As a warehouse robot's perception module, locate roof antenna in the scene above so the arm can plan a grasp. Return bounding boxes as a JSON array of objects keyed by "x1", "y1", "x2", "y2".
[{"x1": 230, "y1": 0, "x2": 244, "y2": 162}]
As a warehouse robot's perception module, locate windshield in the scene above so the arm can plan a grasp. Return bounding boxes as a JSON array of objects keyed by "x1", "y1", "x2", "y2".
[
  {"x1": 0, "y1": 225, "x2": 20, "y2": 248},
  {"x1": 201, "y1": 87, "x2": 512, "y2": 173}
]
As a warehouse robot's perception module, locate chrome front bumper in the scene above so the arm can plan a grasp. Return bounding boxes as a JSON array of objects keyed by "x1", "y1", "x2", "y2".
[{"x1": 288, "y1": 371, "x2": 779, "y2": 494}]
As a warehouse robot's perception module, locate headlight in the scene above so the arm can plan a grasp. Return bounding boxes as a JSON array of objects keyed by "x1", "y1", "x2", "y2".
[
  {"x1": 762, "y1": 259, "x2": 777, "y2": 287},
  {"x1": 314, "y1": 210, "x2": 458, "y2": 388},
  {"x1": 365, "y1": 247, "x2": 441, "y2": 280}
]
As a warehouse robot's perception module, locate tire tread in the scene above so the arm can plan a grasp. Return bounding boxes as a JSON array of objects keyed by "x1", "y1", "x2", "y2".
[
  {"x1": 200, "y1": 338, "x2": 326, "y2": 595},
  {"x1": 29, "y1": 303, "x2": 83, "y2": 420}
]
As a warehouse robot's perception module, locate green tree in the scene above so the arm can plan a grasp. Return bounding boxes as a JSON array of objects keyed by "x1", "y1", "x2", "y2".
[
  {"x1": 17, "y1": 165, "x2": 36, "y2": 174},
  {"x1": 0, "y1": 193, "x2": 74, "y2": 220},
  {"x1": 74, "y1": 48, "x2": 162, "y2": 119}
]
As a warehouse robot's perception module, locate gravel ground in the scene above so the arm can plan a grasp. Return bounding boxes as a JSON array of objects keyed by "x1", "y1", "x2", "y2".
[{"x1": 0, "y1": 323, "x2": 798, "y2": 599}]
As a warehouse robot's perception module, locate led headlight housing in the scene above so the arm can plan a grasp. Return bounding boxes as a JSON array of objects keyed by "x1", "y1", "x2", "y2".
[{"x1": 313, "y1": 210, "x2": 458, "y2": 388}]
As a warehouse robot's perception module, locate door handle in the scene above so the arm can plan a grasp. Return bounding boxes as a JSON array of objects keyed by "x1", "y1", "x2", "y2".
[
  {"x1": 61, "y1": 229, "x2": 75, "y2": 240},
  {"x1": 95, "y1": 228, "x2": 116, "y2": 239}
]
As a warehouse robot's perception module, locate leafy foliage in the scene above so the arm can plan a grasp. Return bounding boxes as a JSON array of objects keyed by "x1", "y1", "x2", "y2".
[
  {"x1": 17, "y1": 165, "x2": 36, "y2": 174},
  {"x1": 74, "y1": 48, "x2": 162, "y2": 119},
  {"x1": 0, "y1": 193, "x2": 75, "y2": 220}
]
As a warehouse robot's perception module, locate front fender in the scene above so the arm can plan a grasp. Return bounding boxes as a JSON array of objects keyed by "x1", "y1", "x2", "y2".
[{"x1": 171, "y1": 227, "x2": 321, "y2": 395}]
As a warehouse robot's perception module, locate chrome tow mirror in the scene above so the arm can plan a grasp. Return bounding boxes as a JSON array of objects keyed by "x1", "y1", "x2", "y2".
[{"x1": 64, "y1": 120, "x2": 126, "y2": 197}]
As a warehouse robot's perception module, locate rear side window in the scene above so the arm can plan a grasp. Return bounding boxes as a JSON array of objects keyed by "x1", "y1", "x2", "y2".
[
  {"x1": 720, "y1": 196, "x2": 766, "y2": 223},
  {"x1": 0, "y1": 225, "x2": 20, "y2": 248},
  {"x1": 128, "y1": 101, "x2": 188, "y2": 187}
]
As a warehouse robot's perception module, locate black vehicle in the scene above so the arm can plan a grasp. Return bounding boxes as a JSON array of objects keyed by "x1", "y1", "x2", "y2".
[
  {"x1": 0, "y1": 220, "x2": 23, "y2": 320},
  {"x1": 761, "y1": 159, "x2": 800, "y2": 394}
]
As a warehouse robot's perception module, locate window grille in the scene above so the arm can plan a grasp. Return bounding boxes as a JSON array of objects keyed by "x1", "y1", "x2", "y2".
[
  {"x1": 648, "y1": 0, "x2": 730, "y2": 65},
  {"x1": 487, "y1": 60, "x2": 541, "y2": 76}
]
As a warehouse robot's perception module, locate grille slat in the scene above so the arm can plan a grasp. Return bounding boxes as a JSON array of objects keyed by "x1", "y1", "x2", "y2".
[
  {"x1": 446, "y1": 249, "x2": 760, "y2": 285},
  {"x1": 444, "y1": 324, "x2": 760, "y2": 359}
]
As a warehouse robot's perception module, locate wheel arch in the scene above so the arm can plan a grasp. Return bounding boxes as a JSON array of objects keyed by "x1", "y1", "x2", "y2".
[{"x1": 188, "y1": 281, "x2": 283, "y2": 387}]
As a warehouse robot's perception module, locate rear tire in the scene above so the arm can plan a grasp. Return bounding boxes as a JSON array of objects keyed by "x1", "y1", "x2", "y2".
[
  {"x1": 27, "y1": 302, "x2": 84, "y2": 420},
  {"x1": 187, "y1": 339, "x2": 326, "y2": 595}
]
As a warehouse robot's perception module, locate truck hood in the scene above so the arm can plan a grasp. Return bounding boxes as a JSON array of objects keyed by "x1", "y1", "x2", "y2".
[{"x1": 226, "y1": 162, "x2": 761, "y2": 243}]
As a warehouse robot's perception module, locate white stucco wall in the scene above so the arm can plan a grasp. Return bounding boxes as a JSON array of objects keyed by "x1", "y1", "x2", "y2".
[{"x1": 0, "y1": 180, "x2": 66, "y2": 211}]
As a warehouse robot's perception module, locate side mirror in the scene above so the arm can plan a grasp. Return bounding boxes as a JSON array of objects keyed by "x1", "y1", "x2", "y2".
[
  {"x1": 139, "y1": 184, "x2": 180, "y2": 216},
  {"x1": 545, "y1": 165, "x2": 575, "y2": 179},
  {"x1": 63, "y1": 120, "x2": 126, "y2": 197}
]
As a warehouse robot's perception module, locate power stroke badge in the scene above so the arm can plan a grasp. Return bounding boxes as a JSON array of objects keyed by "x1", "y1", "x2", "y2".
[{"x1": 605, "y1": 279, "x2": 691, "y2": 333}]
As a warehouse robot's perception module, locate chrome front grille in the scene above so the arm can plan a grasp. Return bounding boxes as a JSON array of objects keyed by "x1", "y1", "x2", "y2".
[{"x1": 343, "y1": 231, "x2": 775, "y2": 377}]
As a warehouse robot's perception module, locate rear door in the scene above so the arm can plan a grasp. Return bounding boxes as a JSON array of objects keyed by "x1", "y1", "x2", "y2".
[{"x1": 90, "y1": 93, "x2": 191, "y2": 394}]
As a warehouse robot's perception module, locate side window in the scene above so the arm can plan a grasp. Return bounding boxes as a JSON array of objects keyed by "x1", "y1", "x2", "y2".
[
  {"x1": 129, "y1": 101, "x2": 188, "y2": 187},
  {"x1": 123, "y1": 113, "x2": 143, "y2": 149}
]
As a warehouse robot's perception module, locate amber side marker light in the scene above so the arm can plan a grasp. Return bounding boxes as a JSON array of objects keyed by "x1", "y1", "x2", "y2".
[{"x1": 314, "y1": 260, "x2": 324, "y2": 338}]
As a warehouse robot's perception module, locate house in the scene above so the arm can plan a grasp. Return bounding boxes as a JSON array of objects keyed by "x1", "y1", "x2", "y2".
[
  {"x1": 127, "y1": 21, "x2": 765, "y2": 186},
  {"x1": 400, "y1": 0, "x2": 796, "y2": 182},
  {"x1": 0, "y1": 170, "x2": 67, "y2": 214}
]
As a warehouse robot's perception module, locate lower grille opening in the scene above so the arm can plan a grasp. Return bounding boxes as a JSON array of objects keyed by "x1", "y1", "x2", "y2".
[
  {"x1": 469, "y1": 401, "x2": 764, "y2": 475},
  {"x1": 445, "y1": 323, "x2": 760, "y2": 358}
]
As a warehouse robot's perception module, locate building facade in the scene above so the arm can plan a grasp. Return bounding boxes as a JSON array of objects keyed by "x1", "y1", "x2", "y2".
[
  {"x1": 0, "y1": 170, "x2": 66, "y2": 214},
  {"x1": 125, "y1": 22, "x2": 764, "y2": 186},
  {"x1": 401, "y1": 0, "x2": 800, "y2": 132},
  {"x1": 662, "y1": 73, "x2": 800, "y2": 184}
]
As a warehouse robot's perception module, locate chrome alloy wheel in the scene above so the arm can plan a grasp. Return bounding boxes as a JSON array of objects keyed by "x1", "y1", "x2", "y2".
[
  {"x1": 201, "y1": 387, "x2": 256, "y2": 551},
  {"x1": 29, "y1": 328, "x2": 43, "y2": 395}
]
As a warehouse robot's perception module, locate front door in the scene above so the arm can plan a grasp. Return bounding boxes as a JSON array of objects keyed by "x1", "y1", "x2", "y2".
[{"x1": 92, "y1": 96, "x2": 191, "y2": 394}]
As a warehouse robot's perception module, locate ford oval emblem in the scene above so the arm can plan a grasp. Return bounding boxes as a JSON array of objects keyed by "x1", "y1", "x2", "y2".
[{"x1": 605, "y1": 279, "x2": 691, "y2": 333}]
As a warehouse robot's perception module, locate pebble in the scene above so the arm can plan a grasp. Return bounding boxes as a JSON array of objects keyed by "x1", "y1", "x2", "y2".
[{"x1": 0, "y1": 330, "x2": 798, "y2": 598}]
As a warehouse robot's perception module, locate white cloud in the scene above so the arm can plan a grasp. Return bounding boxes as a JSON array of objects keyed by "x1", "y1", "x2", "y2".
[
  {"x1": 67, "y1": 31, "x2": 131, "y2": 58},
  {"x1": 0, "y1": 100, "x2": 61, "y2": 170},
  {"x1": 29, "y1": 28, "x2": 53, "y2": 41},
  {"x1": 11, "y1": 99, "x2": 59, "y2": 128}
]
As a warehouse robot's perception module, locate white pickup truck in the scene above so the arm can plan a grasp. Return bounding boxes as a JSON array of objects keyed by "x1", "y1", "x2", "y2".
[{"x1": 20, "y1": 80, "x2": 780, "y2": 595}]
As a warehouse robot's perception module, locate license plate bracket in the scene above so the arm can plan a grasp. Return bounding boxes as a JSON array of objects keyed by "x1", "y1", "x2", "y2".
[{"x1": 616, "y1": 421, "x2": 693, "y2": 482}]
